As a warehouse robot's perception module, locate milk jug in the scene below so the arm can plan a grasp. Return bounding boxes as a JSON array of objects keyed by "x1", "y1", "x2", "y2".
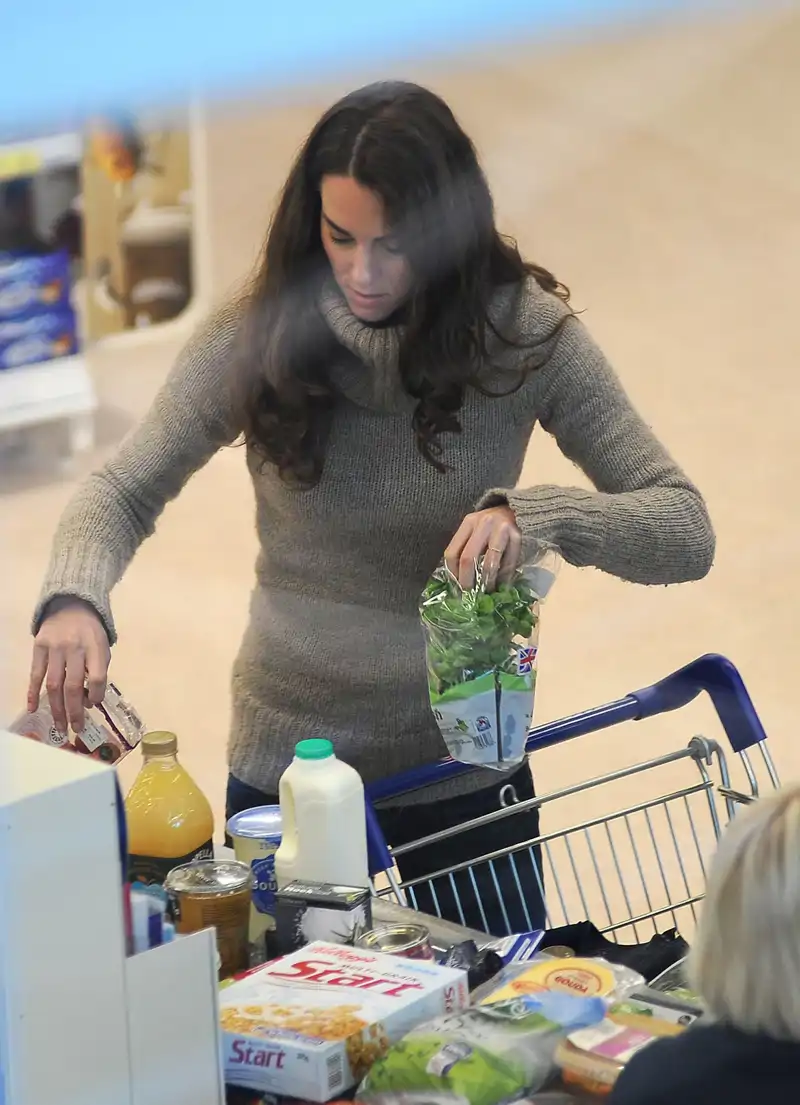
[{"x1": 274, "y1": 739, "x2": 369, "y2": 889}]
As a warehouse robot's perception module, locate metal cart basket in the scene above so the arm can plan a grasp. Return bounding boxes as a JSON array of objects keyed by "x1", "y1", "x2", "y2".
[{"x1": 364, "y1": 654, "x2": 779, "y2": 942}]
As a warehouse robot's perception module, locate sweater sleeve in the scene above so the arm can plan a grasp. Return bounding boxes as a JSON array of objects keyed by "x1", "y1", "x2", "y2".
[
  {"x1": 478, "y1": 313, "x2": 715, "y2": 584},
  {"x1": 32, "y1": 303, "x2": 244, "y2": 643}
]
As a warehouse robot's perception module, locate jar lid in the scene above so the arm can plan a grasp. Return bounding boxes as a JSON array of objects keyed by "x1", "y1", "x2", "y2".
[
  {"x1": 141, "y1": 730, "x2": 177, "y2": 756},
  {"x1": 164, "y1": 859, "x2": 253, "y2": 895},
  {"x1": 295, "y1": 738, "x2": 333, "y2": 761},
  {"x1": 226, "y1": 805, "x2": 282, "y2": 841}
]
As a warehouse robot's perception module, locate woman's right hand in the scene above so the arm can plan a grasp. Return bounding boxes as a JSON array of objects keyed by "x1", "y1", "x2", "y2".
[{"x1": 28, "y1": 597, "x2": 111, "y2": 735}]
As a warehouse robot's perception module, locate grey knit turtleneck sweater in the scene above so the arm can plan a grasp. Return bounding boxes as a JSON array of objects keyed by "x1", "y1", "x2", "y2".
[{"x1": 33, "y1": 277, "x2": 714, "y2": 800}]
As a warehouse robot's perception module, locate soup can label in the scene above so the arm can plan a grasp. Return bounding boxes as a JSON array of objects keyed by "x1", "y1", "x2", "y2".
[
  {"x1": 251, "y1": 851, "x2": 278, "y2": 918},
  {"x1": 226, "y1": 806, "x2": 282, "y2": 942}
]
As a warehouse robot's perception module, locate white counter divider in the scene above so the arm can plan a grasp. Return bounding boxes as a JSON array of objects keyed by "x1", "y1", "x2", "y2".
[
  {"x1": 0, "y1": 356, "x2": 97, "y2": 462},
  {"x1": 0, "y1": 731, "x2": 224, "y2": 1105},
  {"x1": 126, "y1": 930, "x2": 225, "y2": 1105}
]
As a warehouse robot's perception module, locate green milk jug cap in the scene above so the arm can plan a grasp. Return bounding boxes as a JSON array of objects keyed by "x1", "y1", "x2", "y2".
[{"x1": 295, "y1": 738, "x2": 334, "y2": 761}]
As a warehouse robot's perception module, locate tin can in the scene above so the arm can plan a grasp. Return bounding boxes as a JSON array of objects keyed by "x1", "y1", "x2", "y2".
[
  {"x1": 164, "y1": 859, "x2": 253, "y2": 978},
  {"x1": 226, "y1": 805, "x2": 282, "y2": 942},
  {"x1": 356, "y1": 923, "x2": 435, "y2": 961}
]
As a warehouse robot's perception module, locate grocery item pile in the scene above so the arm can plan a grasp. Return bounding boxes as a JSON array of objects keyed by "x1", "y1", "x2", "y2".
[
  {"x1": 219, "y1": 941, "x2": 469, "y2": 1100},
  {"x1": 219, "y1": 945, "x2": 701, "y2": 1103}
]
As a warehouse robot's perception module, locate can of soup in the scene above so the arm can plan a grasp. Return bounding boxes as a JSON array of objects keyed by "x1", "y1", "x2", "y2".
[
  {"x1": 226, "y1": 805, "x2": 282, "y2": 942},
  {"x1": 356, "y1": 923, "x2": 435, "y2": 961}
]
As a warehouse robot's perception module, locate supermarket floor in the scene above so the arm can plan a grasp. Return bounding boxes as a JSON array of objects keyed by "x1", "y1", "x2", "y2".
[{"x1": 2, "y1": 4, "x2": 799, "y2": 928}]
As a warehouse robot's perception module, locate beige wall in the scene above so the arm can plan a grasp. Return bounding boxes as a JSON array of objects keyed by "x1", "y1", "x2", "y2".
[{"x1": 3, "y1": 4, "x2": 798, "y2": 869}]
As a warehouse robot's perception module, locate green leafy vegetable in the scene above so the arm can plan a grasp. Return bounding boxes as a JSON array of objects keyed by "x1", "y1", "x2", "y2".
[
  {"x1": 361, "y1": 1031, "x2": 528, "y2": 1105},
  {"x1": 420, "y1": 569, "x2": 538, "y2": 696}
]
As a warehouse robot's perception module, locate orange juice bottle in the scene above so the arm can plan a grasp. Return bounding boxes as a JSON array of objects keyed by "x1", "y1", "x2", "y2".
[{"x1": 125, "y1": 731, "x2": 214, "y2": 891}]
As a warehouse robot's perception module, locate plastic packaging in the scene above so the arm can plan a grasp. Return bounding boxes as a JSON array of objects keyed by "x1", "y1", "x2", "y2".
[
  {"x1": 274, "y1": 738, "x2": 369, "y2": 890},
  {"x1": 359, "y1": 988, "x2": 606, "y2": 1105},
  {"x1": 124, "y1": 730, "x2": 214, "y2": 894},
  {"x1": 359, "y1": 1096, "x2": 579, "y2": 1105},
  {"x1": 647, "y1": 957, "x2": 703, "y2": 1008},
  {"x1": 358, "y1": 1095, "x2": 470, "y2": 1105},
  {"x1": 440, "y1": 931, "x2": 544, "y2": 991},
  {"x1": 484, "y1": 930, "x2": 545, "y2": 965},
  {"x1": 9, "y1": 681, "x2": 145, "y2": 764},
  {"x1": 555, "y1": 1011, "x2": 684, "y2": 1097},
  {"x1": 420, "y1": 545, "x2": 559, "y2": 769},
  {"x1": 440, "y1": 941, "x2": 504, "y2": 992},
  {"x1": 472, "y1": 956, "x2": 645, "y2": 1006},
  {"x1": 611, "y1": 987, "x2": 702, "y2": 1026}
]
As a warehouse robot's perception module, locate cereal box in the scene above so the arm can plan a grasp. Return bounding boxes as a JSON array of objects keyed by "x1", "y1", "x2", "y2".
[{"x1": 220, "y1": 941, "x2": 469, "y2": 1101}]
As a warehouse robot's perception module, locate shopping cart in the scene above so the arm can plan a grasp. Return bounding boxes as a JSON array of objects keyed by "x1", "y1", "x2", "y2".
[{"x1": 364, "y1": 653, "x2": 780, "y2": 942}]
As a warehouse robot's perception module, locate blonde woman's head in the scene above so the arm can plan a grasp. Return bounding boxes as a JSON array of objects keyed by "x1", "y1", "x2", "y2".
[{"x1": 689, "y1": 784, "x2": 800, "y2": 1040}]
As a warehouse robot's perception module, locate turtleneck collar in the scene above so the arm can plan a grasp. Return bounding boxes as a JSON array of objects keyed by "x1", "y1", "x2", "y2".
[
  {"x1": 317, "y1": 277, "x2": 528, "y2": 416},
  {"x1": 317, "y1": 280, "x2": 414, "y2": 415}
]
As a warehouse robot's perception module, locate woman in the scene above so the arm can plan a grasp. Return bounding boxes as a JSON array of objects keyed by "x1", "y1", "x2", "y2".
[
  {"x1": 28, "y1": 82, "x2": 714, "y2": 933},
  {"x1": 610, "y1": 786, "x2": 800, "y2": 1102}
]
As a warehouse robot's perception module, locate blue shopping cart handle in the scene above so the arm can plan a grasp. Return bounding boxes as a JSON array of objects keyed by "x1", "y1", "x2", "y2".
[
  {"x1": 629, "y1": 652, "x2": 767, "y2": 752},
  {"x1": 527, "y1": 653, "x2": 766, "y2": 756},
  {"x1": 366, "y1": 653, "x2": 767, "y2": 804}
]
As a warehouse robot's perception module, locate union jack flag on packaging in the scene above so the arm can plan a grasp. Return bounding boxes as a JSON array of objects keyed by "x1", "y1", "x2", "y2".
[{"x1": 517, "y1": 646, "x2": 538, "y2": 676}]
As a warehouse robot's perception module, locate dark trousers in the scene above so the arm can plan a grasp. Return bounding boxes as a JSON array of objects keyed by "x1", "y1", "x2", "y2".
[{"x1": 225, "y1": 761, "x2": 545, "y2": 937}]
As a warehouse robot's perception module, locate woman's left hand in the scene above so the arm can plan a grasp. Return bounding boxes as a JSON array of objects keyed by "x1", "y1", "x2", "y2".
[{"x1": 445, "y1": 504, "x2": 522, "y2": 591}]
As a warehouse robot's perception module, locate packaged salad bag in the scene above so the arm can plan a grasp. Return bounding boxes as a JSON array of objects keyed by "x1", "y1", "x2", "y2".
[{"x1": 420, "y1": 544, "x2": 560, "y2": 770}]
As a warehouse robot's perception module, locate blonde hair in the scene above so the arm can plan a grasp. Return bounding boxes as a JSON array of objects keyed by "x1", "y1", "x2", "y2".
[{"x1": 689, "y1": 784, "x2": 800, "y2": 1040}]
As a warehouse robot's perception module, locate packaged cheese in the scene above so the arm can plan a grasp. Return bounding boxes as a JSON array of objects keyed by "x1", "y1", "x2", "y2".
[
  {"x1": 474, "y1": 956, "x2": 643, "y2": 1005},
  {"x1": 220, "y1": 941, "x2": 469, "y2": 1101},
  {"x1": 555, "y1": 1012, "x2": 684, "y2": 1097}
]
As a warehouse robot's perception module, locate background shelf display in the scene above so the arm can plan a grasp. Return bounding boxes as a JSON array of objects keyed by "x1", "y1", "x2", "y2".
[
  {"x1": 0, "y1": 133, "x2": 83, "y2": 182},
  {"x1": 0, "y1": 130, "x2": 96, "y2": 463}
]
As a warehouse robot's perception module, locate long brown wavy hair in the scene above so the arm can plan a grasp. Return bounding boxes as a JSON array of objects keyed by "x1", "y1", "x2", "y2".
[{"x1": 234, "y1": 81, "x2": 571, "y2": 486}]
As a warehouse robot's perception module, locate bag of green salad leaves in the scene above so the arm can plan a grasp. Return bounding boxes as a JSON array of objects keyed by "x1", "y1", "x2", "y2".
[
  {"x1": 359, "y1": 989, "x2": 605, "y2": 1105},
  {"x1": 420, "y1": 544, "x2": 560, "y2": 770}
]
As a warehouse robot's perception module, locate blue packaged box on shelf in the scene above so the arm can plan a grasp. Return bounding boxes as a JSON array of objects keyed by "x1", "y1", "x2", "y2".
[
  {"x1": 0, "y1": 250, "x2": 71, "y2": 320},
  {"x1": 0, "y1": 307, "x2": 78, "y2": 370}
]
